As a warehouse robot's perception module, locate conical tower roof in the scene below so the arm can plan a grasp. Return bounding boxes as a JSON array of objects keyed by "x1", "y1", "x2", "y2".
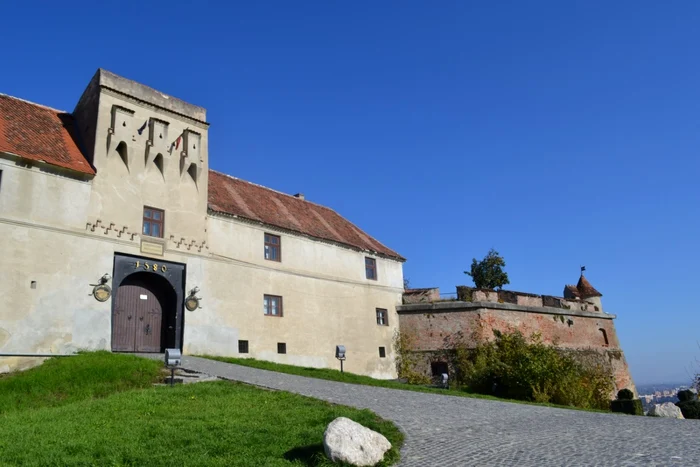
[{"x1": 576, "y1": 274, "x2": 602, "y2": 298}]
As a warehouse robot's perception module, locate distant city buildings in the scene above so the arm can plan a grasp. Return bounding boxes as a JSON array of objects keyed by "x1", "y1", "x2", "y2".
[{"x1": 638, "y1": 384, "x2": 697, "y2": 412}]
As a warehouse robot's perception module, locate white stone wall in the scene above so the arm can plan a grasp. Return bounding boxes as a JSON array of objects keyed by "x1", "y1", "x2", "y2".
[
  {"x1": 85, "y1": 90, "x2": 209, "y2": 248},
  {"x1": 189, "y1": 215, "x2": 403, "y2": 378},
  {"x1": 0, "y1": 161, "x2": 403, "y2": 378},
  {"x1": 0, "y1": 73, "x2": 404, "y2": 379},
  {"x1": 0, "y1": 159, "x2": 92, "y2": 229}
]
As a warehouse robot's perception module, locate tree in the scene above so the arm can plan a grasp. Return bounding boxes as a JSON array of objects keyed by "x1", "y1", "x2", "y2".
[
  {"x1": 465, "y1": 249, "x2": 510, "y2": 290},
  {"x1": 403, "y1": 278, "x2": 410, "y2": 290}
]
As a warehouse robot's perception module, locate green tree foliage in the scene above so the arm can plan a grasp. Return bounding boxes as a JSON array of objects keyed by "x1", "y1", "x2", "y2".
[
  {"x1": 451, "y1": 329, "x2": 614, "y2": 410},
  {"x1": 610, "y1": 399, "x2": 643, "y2": 415},
  {"x1": 392, "y1": 329, "x2": 431, "y2": 385},
  {"x1": 464, "y1": 249, "x2": 510, "y2": 290},
  {"x1": 610, "y1": 389, "x2": 643, "y2": 415},
  {"x1": 617, "y1": 388, "x2": 634, "y2": 400},
  {"x1": 676, "y1": 400, "x2": 700, "y2": 419},
  {"x1": 676, "y1": 390, "x2": 700, "y2": 419}
]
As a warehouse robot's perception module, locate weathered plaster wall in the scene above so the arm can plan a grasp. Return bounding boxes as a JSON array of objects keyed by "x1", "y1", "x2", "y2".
[
  {"x1": 185, "y1": 214, "x2": 402, "y2": 378},
  {"x1": 0, "y1": 160, "x2": 402, "y2": 379},
  {"x1": 207, "y1": 214, "x2": 404, "y2": 287},
  {"x1": 75, "y1": 75, "x2": 210, "y2": 248},
  {"x1": 189, "y1": 253, "x2": 401, "y2": 378},
  {"x1": 0, "y1": 159, "x2": 92, "y2": 229},
  {"x1": 403, "y1": 288, "x2": 441, "y2": 304}
]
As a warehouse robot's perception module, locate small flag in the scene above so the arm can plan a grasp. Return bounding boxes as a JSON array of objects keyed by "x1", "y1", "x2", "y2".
[
  {"x1": 137, "y1": 121, "x2": 148, "y2": 135},
  {"x1": 581, "y1": 266, "x2": 586, "y2": 273},
  {"x1": 175, "y1": 134, "x2": 182, "y2": 150}
]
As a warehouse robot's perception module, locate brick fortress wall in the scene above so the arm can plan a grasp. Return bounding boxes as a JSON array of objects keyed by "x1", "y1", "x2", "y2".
[{"x1": 397, "y1": 285, "x2": 636, "y2": 396}]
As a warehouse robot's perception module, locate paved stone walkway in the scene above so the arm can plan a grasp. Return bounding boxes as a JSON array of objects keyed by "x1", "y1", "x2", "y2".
[{"x1": 146, "y1": 355, "x2": 699, "y2": 466}]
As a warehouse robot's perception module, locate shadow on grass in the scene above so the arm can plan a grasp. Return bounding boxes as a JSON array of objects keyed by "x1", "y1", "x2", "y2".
[{"x1": 284, "y1": 443, "x2": 326, "y2": 466}]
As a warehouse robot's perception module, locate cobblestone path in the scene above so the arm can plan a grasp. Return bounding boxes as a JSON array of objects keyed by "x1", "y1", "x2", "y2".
[{"x1": 150, "y1": 355, "x2": 699, "y2": 466}]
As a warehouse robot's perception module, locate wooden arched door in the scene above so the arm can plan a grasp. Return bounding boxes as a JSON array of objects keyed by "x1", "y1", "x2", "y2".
[{"x1": 112, "y1": 273, "x2": 169, "y2": 352}]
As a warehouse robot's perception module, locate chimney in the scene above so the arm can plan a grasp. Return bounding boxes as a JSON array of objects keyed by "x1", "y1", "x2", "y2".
[{"x1": 294, "y1": 193, "x2": 305, "y2": 200}]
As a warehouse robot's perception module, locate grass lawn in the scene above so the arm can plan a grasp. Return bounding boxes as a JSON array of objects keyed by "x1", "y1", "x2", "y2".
[
  {"x1": 0, "y1": 353, "x2": 403, "y2": 466},
  {"x1": 0, "y1": 351, "x2": 162, "y2": 415},
  {"x1": 200, "y1": 355, "x2": 609, "y2": 413}
]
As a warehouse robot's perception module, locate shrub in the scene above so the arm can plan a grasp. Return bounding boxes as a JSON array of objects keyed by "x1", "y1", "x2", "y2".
[
  {"x1": 677, "y1": 389, "x2": 697, "y2": 402},
  {"x1": 610, "y1": 399, "x2": 643, "y2": 416},
  {"x1": 617, "y1": 388, "x2": 634, "y2": 400},
  {"x1": 392, "y1": 329, "x2": 431, "y2": 385},
  {"x1": 452, "y1": 329, "x2": 614, "y2": 410},
  {"x1": 676, "y1": 400, "x2": 700, "y2": 419},
  {"x1": 456, "y1": 286, "x2": 473, "y2": 302}
]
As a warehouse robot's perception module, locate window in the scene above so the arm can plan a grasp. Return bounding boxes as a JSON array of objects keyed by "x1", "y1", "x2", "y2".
[
  {"x1": 277, "y1": 342, "x2": 287, "y2": 354},
  {"x1": 264, "y1": 295, "x2": 283, "y2": 317},
  {"x1": 599, "y1": 328, "x2": 609, "y2": 347},
  {"x1": 143, "y1": 206, "x2": 164, "y2": 238},
  {"x1": 238, "y1": 340, "x2": 249, "y2": 354},
  {"x1": 365, "y1": 257, "x2": 377, "y2": 280},
  {"x1": 376, "y1": 308, "x2": 388, "y2": 326},
  {"x1": 264, "y1": 233, "x2": 281, "y2": 261},
  {"x1": 378, "y1": 346, "x2": 386, "y2": 358}
]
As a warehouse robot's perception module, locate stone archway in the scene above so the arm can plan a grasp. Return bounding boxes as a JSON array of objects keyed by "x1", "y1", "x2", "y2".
[{"x1": 111, "y1": 254, "x2": 186, "y2": 352}]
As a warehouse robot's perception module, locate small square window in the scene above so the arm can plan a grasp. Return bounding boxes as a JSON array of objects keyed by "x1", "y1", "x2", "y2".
[
  {"x1": 238, "y1": 340, "x2": 249, "y2": 354},
  {"x1": 264, "y1": 233, "x2": 281, "y2": 262},
  {"x1": 365, "y1": 257, "x2": 377, "y2": 280},
  {"x1": 143, "y1": 206, "x2": 164, "y2": 238},
  {"x1": 378, "y1": 346, "x2": 386, "y2": 358},
  {"x1": 376, "y1": 308, "x2": 388, "y2": 326},
  {"x1": 264, "y1": 295, "x2": 283, "y2": 317},
  {"x1": 277, "y1": 342, "x2": 287, "y2": 354}
]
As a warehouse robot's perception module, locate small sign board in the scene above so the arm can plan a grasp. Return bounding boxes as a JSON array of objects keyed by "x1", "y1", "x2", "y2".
[{"x1": 140, "y1": 240, "x2": 164, "y2": 256}]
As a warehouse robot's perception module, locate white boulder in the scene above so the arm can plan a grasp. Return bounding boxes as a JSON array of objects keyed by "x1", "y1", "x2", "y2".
[
  {"x1": 648, "y1": 402, "x2": 684, "y2": 419},
  {"x1": 323, "y1": 417, "x2": 392, "y2": 466}
]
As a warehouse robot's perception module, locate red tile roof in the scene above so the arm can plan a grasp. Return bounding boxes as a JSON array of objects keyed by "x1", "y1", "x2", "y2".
[
  {"x1": 576, "y1": 274, "x2": 602, "y2": 298},
  {"x1": 0, "y1": 93, "x2": 403, "y2": 260},
  {"x1": 563, "y1": 284, "x2": 581, "y2": 298},
  {"x1": 0, "y1": 94, "x2": 94, "y2": 175},
  {"x1": 208, "y1": 170, "x2": 404, "y2": 261}
]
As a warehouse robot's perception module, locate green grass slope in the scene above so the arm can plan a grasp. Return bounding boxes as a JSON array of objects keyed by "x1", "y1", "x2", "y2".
[
  {"x1": 0, "y1": 353, "x2": 402, "y2": 466},
  {"x1": 0, "y1": 351, "x2": 162, "y2": 414}
]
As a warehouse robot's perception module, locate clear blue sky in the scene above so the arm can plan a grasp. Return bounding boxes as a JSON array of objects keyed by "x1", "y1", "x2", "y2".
[{"x1": 2, "y1": 1, "x2": 698, "y2": 385}]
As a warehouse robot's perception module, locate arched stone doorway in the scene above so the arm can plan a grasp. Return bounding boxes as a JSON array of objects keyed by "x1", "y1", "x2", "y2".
[{"x1": 111, "y1": 254, "x2": 186, "y2": 352}]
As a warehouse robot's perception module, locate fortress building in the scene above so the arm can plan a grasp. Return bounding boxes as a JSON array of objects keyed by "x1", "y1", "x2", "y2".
[
  {"x1": 0, "y1": 70, "x2": 404, "y2": 377},
  {"x1": 0, "y1": 70, "x2": 634, "y2": 398},
  {"x1": 399, "y1": 274, "x2": 636, "y2": 395}
]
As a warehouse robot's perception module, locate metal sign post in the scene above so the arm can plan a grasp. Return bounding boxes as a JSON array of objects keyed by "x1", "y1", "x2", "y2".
[
  {"x1": 164, "y1": 348, "x2": 182, "y2": 387},
  {"x1": 335, "y1": 345, "x2": 346, "y2": 373}
]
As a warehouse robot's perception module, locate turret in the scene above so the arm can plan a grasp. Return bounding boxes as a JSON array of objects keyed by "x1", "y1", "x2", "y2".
[{"x1": 563, "y1": 270, "x2": 603, "y2": 312}]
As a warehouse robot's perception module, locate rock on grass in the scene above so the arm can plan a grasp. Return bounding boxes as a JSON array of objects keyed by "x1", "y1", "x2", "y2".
[{"x1": 323, "y1": 417, "x2": 391, "y2": 466}]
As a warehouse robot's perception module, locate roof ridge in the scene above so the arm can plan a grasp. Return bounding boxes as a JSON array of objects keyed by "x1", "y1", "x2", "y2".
[
  {"x1": 208, "y1": 169, "x2": 333, "y2": 211},
  {"x1": 0, "y1": 93, "x2": 68, "y2": 114},
  {"x1": 207, "y1": 168, "x2": 403, "y2": 260}
]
